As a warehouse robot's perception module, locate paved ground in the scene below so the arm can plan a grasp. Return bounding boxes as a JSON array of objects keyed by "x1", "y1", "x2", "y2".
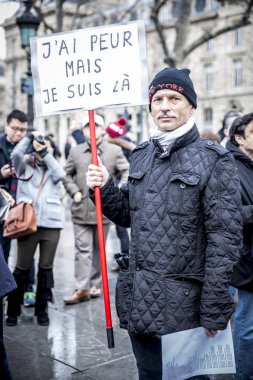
[
  {"x1": 4, "y1": 218, "x2": 138, "y2": 380},
  {"x1": 3, "y1": 213, "x2": 236, "y2": 380}
]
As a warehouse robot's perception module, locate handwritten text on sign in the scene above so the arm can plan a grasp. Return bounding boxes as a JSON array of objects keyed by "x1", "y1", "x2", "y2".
[{"x1": 30, "y1": 21, "x2": 148, "y2": 116}]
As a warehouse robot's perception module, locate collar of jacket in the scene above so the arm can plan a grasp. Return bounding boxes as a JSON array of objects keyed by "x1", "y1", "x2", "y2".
[
  {"x1": 154, "y1": 124, "x2": 199, "y2": 158},
  {"x1": 82, "y1": 140, "x2": 104, "y2": 154}
]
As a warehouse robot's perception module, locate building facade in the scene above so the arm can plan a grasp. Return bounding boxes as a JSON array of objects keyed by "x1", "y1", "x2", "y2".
[{"x1": 2, "y1": 0, "x2": 253, "y2": 147}]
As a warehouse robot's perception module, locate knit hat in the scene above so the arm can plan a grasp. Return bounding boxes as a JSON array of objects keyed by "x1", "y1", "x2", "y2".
[
  {"x1": 148, "y1": 67, "x2": 197, "y2": 111},
  {"x1": 105, "y1": 117, "x2": 127, "y2": 138},
  {"x1": 82, "y1": 113, "x2": 104, "y2": 128}
]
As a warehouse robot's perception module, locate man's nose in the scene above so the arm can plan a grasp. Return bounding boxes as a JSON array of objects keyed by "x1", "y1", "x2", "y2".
[{"x1": 161, "y1": 98, "x2": 171, "y2": 111}]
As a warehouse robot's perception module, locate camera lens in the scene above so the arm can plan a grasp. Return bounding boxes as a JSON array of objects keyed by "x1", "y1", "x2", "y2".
[{"x1": 35, "y1": 135, "x2": 45, "y2": 144}]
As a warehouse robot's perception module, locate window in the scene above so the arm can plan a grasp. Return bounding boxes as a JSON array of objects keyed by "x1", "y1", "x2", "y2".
[
  {"x1": 204, "y1": 63, "x2": 213, "y2": 91},
  {"x1": 140, "y1": 8, "x2": 149, "y2": 22},
  {"x1": 204, "y1": 108, "x2": 213, "y2": 127},
  {"x1": 172, "y1": 0, "x2": 180, "y2": 18},
  {"x1": 11, "y1": 38, "x2": 16, "y2": 54},
  {"x1": 206, "y1": 39, "x2": 213, "y2": 52},
  {"x1": 44, "y1": 119, "x2": 49, "y2": 133},
  {"x1": 195, "y1": 0, "x2": 206, "y2": 13},
  {"x1": 67, "y1": 117, "x2": 71, "y2": 130},
  {"x1": 233, "y1": 59, "x2": 243, "y2": 87},
  {"x1": 210, "y1": 0, "x2": 218, "y2": 11},
  {"x1": 160, "y1": 4, "x2": 170, "y2": 22},
  {"x1": 0, "y1": 65, "x2": 4, "y2": 76},
  {"x1": 235, "y1": 28, "x2": 243, "y2": 46},
  {"x1": 130, "y1": 9, "x2": 138, "y2": 21}
]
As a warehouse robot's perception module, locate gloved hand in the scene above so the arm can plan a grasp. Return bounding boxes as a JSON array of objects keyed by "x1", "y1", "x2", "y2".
[{"x1": 114, "y1": 252, "x2": 129, "y2": 270}]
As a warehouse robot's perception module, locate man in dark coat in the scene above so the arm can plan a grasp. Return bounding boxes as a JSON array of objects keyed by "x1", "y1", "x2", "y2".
[
  {"x1": 86, "y1": 67, "x2": 243, "y2": 380},
  {"x1": 226, "y1": 113, "x2": 253, "y2": 380},
  {"x1": 0, "y1": 109, "x2": 28, "y2": 262}
]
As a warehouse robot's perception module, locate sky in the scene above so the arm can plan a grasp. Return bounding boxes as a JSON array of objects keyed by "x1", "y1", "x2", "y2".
[{"x1": 0, "y1": 0, "x2": 19, "y2": 59}]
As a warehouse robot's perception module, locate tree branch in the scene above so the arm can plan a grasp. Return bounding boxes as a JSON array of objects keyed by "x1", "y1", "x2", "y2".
[
  {"x1": 33, "y1": 3, "x2": 55, "y2": 33},
  {"x1": 118, "y1": 0, "x2": 142, "y2": 22},
  {"x1": 182, "y1": 17, "x2": 251, "y2": 58}
]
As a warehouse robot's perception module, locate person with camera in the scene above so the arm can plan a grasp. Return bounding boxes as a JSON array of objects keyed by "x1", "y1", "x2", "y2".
[
  {"x1": 6, "y1": 131, "x2": 66, "y2": 326},
  {"x1": 0, "y1": 109, "x2": 36, "y2": 307}
]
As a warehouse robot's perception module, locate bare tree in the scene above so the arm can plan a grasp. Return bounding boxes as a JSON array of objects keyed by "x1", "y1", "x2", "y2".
[
  {"x1": 33, "y1": 0, "x2": 142, "y2": 34},
  {"x1": 150, "y1": 0, "x2": 253, "y2": 67},
  {"x1": 25, "y1": 0, "x2": 253, "y2": 66}
]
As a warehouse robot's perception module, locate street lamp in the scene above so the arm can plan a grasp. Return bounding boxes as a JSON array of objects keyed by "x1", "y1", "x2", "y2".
[{"x1": 16, "y1": 0, "x2": 40, "y2": 130}]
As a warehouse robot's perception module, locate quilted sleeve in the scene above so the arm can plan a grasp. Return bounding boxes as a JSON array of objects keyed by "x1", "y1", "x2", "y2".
[
  {"x1": 200, "y1": 152, "x2": 243, "y2": 330},
  {"x1": 89, "y1": 176, "x2": 131, "y2": 227}
]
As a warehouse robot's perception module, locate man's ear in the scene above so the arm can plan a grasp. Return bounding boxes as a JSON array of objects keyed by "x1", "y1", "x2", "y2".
[
  {"x1": 190, "y1": 107, "x2": 196, "y2": 115},
  {"x1": 235, "y1": 134, "x2": 244, "y2": 146}
]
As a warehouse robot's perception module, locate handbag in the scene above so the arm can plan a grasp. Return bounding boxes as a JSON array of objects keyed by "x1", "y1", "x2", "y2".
[
  {"x1": 230, "y1": 255, "x2": 253, "y2": 292},
  {"x1": 3, "y1": 202, "x2": 37, "y2": 238},
  {"x1": 3, "y1": 170, "x2": 46, "y2": 239}
]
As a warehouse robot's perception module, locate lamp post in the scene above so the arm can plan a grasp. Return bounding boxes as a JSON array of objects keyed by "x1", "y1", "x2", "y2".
[{"x1": 16, "y1": 0, "x2": 40, "y2": 130}]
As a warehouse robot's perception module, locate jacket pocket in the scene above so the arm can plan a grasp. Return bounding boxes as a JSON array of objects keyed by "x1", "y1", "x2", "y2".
[
  {"x1": 164, "y1": 277, "x2": 201, "y2": 334},
  {"x1": 115, "y1": 270, "x2": 134, "y2": 328},
  {"x1": 46, "y1": 198, "x2": 62, "y2": 221},
  {"x1": 170, "y1": 173, "x2": 200, "y2": 186},
  {"x1": 169, "y1": 172, "x2": 200, "y2": 214},
  {"x1": 128, "y1": 170, "x2": 146, "y2": 210}
]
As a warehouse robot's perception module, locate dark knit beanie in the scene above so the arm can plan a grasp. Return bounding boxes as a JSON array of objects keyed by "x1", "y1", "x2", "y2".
[{"x1": 149, "y1": 67, "x2": 197, "y2": 111}]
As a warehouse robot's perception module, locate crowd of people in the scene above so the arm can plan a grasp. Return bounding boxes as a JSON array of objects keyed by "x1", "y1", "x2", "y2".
[{"x1": 1, "y1": 66, "x2": 253, "y2": 380}]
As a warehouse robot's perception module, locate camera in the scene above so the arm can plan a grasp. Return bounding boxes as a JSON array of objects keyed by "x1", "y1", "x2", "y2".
[{"x1": 34, "y1": 135, "x2": 45, "y2": 144}]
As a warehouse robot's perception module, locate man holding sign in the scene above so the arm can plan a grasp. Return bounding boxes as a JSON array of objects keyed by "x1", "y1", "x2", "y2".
[{"x1": 86, "y1": 67, "x2": 242, "y2": 379}]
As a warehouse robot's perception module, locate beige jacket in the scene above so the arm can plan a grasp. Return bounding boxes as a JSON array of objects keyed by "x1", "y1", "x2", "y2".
[{"x1": 63, "y1": 140, "x2": 129, "y2": 224}]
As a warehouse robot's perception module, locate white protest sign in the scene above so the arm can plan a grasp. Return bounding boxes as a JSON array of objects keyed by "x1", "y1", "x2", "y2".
[
  {"x1": 162, "y1": 322, "x2": 236, "y2": 380},
  {"x1": 30, "y1": 21, "x2": 148, "y2": 116}
]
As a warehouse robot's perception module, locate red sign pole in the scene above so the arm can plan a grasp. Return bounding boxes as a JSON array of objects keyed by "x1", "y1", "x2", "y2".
[{"x1": 88, "y1": 109, "x2": 114, "y2": 349}]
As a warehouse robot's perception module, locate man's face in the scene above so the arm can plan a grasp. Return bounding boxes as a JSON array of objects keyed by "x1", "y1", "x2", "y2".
[
  {"x1": 150, "y1": 89, "x2": 195, "y2": 132},
  {"x1": 6, "y1": 118, "x2": 28, "y2": 144},
  {"x1": 238, "y1": 120, "x2": 253, "y2": 157},
  {"x1": 83, "y1": 124, "x2": 103, "y2": 142}
]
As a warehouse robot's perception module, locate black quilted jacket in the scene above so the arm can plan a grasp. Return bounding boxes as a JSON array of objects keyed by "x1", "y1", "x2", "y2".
[{"x1": 92, "y1": 125, "x2": 243, "y2": 337}]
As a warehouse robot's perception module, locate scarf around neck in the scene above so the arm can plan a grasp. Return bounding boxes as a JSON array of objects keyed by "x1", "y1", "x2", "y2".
[{"x1": 151, "y1": 116, "x2": 195, "y2": 152}]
